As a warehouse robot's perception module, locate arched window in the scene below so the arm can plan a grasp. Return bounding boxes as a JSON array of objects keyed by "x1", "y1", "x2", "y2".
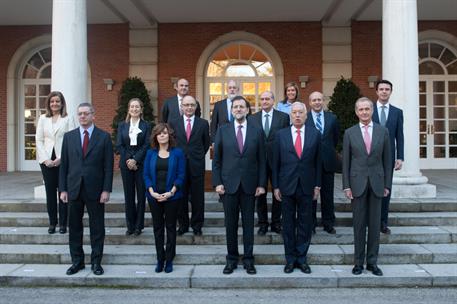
[
  {"x1": 418, "y1": 42, "x2": 457, "y2": 168},
  {"x1": 206, "y1": 42, "x2": 274, "y2": 114},
  {"x1": 21, "y1": 47, "x2": 52, "y2": 167}
]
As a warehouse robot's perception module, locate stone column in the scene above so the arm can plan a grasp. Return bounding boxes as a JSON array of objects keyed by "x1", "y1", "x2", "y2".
[
  {"x1": 51, "y1": 0, "x2": 87, "y2": 126},
  {"x1": 382, "y1": 0, "x2": 436, "y2": 197}
]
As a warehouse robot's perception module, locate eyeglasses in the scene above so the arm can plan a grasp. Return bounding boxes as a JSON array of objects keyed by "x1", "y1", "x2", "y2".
[
  {"x1": 181, "y1": 104, "x2": 197, "y2": 108},
  {"x1": 260, "y1": 97, "x2": 271, "y2": 101},
  {"x1": 77, "y1": 111, "x2": 93, "y2": 116}
]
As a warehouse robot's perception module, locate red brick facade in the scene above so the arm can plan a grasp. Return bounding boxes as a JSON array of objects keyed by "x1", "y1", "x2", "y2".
[{"x1": 0, "y1": 24, "x2": 128, "y2": 171}]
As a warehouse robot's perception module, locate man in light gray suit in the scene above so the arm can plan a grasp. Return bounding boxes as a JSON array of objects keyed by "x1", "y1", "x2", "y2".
[{"x1": 342, "y1": 97, "x2": 391, "y2": 277}]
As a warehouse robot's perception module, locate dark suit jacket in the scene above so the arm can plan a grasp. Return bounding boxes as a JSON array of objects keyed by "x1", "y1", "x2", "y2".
[
  {"x1": 212, "y1": 121, "x2": 267, "y2": 195},
  {"x1": 372, "y1": 104, "x2": 404, "y2": 163},
  {"x1": 342, "y1": 123, "x2": 392, "y2": 198},
  {"x1": 272, "y1": 126, "x2": 322, "y2": 196},
  {"x1": 306, "y1": 111, "x2": 340, "y2": 172},
  {"x1": 143, "y1": 147, "x2": 186, "y2": 200},
  {"x1": 161, "y1": 96, "x2": 201, "y2": 123},
  {"x1": 59, "y1": 126, "x2": 114, "y2": 201},
  {"x1": 249, "y1": 109, "x2": 290, "y2": 167},
  {"x1": 210, "y1": 99, "x2": 231, "y2": 142},
  {"x1": 115, "y1": 119, "x2": 151, "y2": 170},
  {"x1": 169, "y1": 116, "x2": 210, "y2": 176}
]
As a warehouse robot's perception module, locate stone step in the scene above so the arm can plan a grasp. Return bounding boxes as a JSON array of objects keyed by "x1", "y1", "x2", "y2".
[
  {"x1": 1, "y1": 226, "x2": 455, "y2": 245},
  {"x1": 1, "y1": 198, "x2": 456, "y2": 213},
  {"x1": 0, "y1": 263, "x2": 455, "y2": 288},
  {"x1": 1, "y1": 211, "x2": 456, "y2": 227},
  {"x1": 0, "y1": 243, "x2": 456, "y2": 265}
]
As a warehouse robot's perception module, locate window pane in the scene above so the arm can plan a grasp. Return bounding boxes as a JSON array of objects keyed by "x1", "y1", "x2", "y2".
[
  {"x1": 224, "y1": 44, "x2": 239, "y2": 59},
  {"x1": 258, "y1": 82, "x2": 271, "y2": 94},
  {"x1": 28, "y1": 52, "x2": 45, "y2": 70},
  {"x1": 450, "y1": 120, "x2": 457, "y2": 132},
  {"x1": 209, "y1": 83, "x2": 222, "y2": 95},
  {"x1": 207, "y1": 61, "x2": 225, "y2": 77},
  {"x1": 419, "y1": 81, "x2": 426, "y2": 93},
  {"x1": 440, "y1": 49, "x2": 456, "y2": 65},
  {"x1": 449, "y1": 107, "x2": 457, "y2": 119},
  {"x1": 240, "y1": 44, "x2": 255, "y2": 60},
  {"x1": 245, "y1": 95, "x2": 256, "y2": 112},
  {"x1": 450, "y1": 147, "x2": 457, "y2": 158},
  {"x1": 449, "y1": 82, "x2": 457, "y2": 93},
  {"x1": 39, "y1": 85, "x2": 50, "y2": 96},
  {"x1": 24, "y1": 109, "x2": 36, "y2": 122},
  {"x1": 448, "y1": 61, "x2": 457, "y2": 74},
  {"x1": 256, "y1": 62, "x2": 273, "y2": 77},
  {"x1": 39, "y1": 65, "x2": 51, "y2": 78},
  {"x1": 449, "y1": 134, "x2": 457, "y2": 145},
  {"x1": 433, "y1": 81, "x2": 445, "y2": 92},
  {"x1": 434, "y1": 147, "x2": 446, "y2": 158},
  {"x1": 242, "y1": 82, "x2": 256, "y2": 95},
  {"x1": 420, "y1": 107, "x2": 426, "y2": 119},
  {"x1": 24, "y1": 148, "x2": 36, "y2": 161},
  {"x1": 25, "y1": 97, "x2": 35, "y2": 109},
  {"x1": 433, "y1": 94, "x2": 445, "y2": 106},
  {"x1": 39, "y1": 97, "x2": 47, "y2": 109},
  {"x1": 419, "y1": 120, "x2": 427, "y2": 132},
  {"x1": 434, "y1": 107, "x2": 445, "y2": 119},
  {"x1": 40, "y1": 48, "x2": 52, "y2": 63},
  {"x1": 420, "y1": 134, "x2": 427, "y2": 145},
  {"x1": 420, "y1": 61, "x2": 444, "y2": 75},
  {"x1": 23, "y1": 65, "x2": 38, "y2": 78},
  {"x1": 25, "y1": 123, "x2": 36, "y2": 134},
  {"x1": 420, "y1": 147, "x2": 427, "y2": 158},
  {"x1": 418, "y1": 43, "x2": 428, "y2": 59},
  {"x1": 434, "y1": 134, "x2": 446, "y2": 145},
  {"x1": 419, "y1": 94, "x2": 426, "y2": 106},
  {"x1": 449, "y1": 94, "x2": 457, "y2": 106},
  {"x1": 430, "y1": 43, "x2": 444, "y2": 59},
  {"x1": 434, "y1": 120, "x2": 445, "y2": 132},
  {"x1": 226, "y1": 64, "x2": 255, "y2": 77},
  {"x1": 24, "y1": 85, "x2": 36, "y2": 97}
]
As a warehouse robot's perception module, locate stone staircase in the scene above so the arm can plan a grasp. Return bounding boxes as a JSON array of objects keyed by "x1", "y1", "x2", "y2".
[{"x1": 0, "y1": 194, "x2": 456, "y2": 288}]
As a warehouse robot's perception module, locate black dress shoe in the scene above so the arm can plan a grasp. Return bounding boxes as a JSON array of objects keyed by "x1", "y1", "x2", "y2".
[
  {"x1": 223, "y1": 263, "x2": 237, "y2": 274},
  {"x1": 324, "y1": 226, "x2": 336, "y2": 234},
  {"x1": 284, "y1": 263, "x2": 294, "y2": 273},
  {"x1": 133, "y1": 229, "x2": 142, "y2": 236},
  {"x1": 296, "y1": 263, "x2": 311, "y2": 274},
  {"x1": 271, "y1": 226, "x2": 282, "y2": 234},
  {"x1": 193, "y1": 229, "x2": 202, "y2": 236},
  {"x1": 92, "y1": 264, "x2": 104, "y2": 275},
  {"x1": 352, "y1": 265, "x2": 363, "y2": 275},
  {"x1": 59, "y1": 226, "x2": 67, "y2": 234},
  {"x1": 48, "y1": 225, "x2": 56, "y2": 234},
  {"x1": 155, "y1": 260, "x2": 164, "y2": 273},
  {"x1": 244, "y1": 263, "x2": 257, "y2": 275},
  {"x1": 125, "y1": 230, "x2": 133, "y2": 236},
  {"x1": 66, "y1": 263, "x2": 85, "y2": 275},
  {"x1": 257, "y1": 226, "x2": 268, "y2": 236},
  {"x1": 381, "y1": 226, "x2": 391, "y2": 234},
  {"x1": 366, "y1": 264, "x2": 383, "y2": 276},
  {"x1": 177, "y1": 227, "x2": 188, "y2": 236}
]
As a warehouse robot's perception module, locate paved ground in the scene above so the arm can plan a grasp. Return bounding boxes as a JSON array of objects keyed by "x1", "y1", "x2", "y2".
[
  {"x1": 0, "y1": 170, "x2": 456, "y2": 200},
  {"x1": 1, "y1": 287, "x2": 456, "y2": 304}
]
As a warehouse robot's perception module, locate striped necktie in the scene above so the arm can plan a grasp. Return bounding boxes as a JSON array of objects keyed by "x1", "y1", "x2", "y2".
[{"x1": 316, "y1": 113, "x2": 323, "y2": 134}]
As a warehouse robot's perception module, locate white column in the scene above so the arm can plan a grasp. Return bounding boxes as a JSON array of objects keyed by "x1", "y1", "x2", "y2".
[
  {"x1": 382, "y1": 0, "x2": 436, "y2": 197},
  {"x1": 51, "y1": 0, "x2": 87, "y2": 126}
]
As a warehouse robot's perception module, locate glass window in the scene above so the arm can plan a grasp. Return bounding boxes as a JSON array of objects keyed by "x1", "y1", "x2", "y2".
[
  {"x1": 226, "y1": 64, "x2": 256, "y2": 77},
  {"x1": 420, "y1": 61, "x2": 444, "y2": 75}
]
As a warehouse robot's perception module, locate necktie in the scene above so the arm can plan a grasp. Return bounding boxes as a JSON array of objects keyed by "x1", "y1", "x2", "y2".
[
  {"x1": 186, "y1": 118, "x2": 192, "y2": 142},
  {"x1": 264, "y1": 114, "x2": 270, "y2": 138},
  {"x1": 294, "y1": 129, "x2": 302, "y2": 158},
  {"x1": 82, "y1": 130, "x2": 89, "y2": 158},
  {"x1": 363, "y1": 125, "x2": 371, "y2": 154},
  {"x1": 380, "y1": 106, "x2": 387, "y2": 126},
  {"x1": 316, "y1": 113, "x2": 323, "y2": 134},
  {"x1": 236, "y1": 125, "x2": 244, "y2": 154}
]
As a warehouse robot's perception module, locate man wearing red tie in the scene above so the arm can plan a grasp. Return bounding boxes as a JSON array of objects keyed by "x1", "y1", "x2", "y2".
[
  {"x1": 342, "y1": 97, "x2": 392, "y2": 276},
  {"x1": 169, "y1": 95, "x2": 210, "y2": 236},
  {"x1": 272, "y1": 102, "x2": 321, "y2": 274}
]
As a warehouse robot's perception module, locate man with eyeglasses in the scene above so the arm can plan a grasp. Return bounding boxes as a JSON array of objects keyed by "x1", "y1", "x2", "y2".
[
  {"x1": 60, "y1": 103, "x2": 114, "y2": 276},
  {"x1": 250, "y1": 91, "x2": 289, "y2": 236},
  {"x1": 169, "y1": 95, "x2": 210, "y2": 236}
]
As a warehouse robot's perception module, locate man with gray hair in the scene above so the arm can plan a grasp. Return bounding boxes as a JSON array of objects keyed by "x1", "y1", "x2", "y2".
[
  {"x1": 250, "y1": 91, "x2": 289, "y2": 235},
  {"x1": 60, "y1": 102, "x2": 114, "y2": 276}
]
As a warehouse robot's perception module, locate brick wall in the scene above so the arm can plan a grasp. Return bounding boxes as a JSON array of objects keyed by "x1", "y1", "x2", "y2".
[
  {"x1": 0, "y1": 24, "x2": 129, "y2": 171},
  {"x1": 158, "y1": 22, "x2": 323, "y2": 111}
]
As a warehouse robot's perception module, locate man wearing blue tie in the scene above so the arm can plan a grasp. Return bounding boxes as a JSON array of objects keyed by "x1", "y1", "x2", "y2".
[
  {"x1": 306, "y1": 91, "x2": 340, "y2": 234},
  {"x1": 372, "y1": 80, "x2": 404, "y2": 235}
]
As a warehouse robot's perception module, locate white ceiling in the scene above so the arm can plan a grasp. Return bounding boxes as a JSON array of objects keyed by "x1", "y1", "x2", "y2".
[{"x1": 0, "y1": 0, "x2": 455, "y2": 27}]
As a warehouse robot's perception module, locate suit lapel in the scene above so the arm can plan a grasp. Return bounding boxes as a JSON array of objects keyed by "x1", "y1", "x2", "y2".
[
  {"x1": 189, "y1": 117, "x2": 199, "y2": 140},
  {"x1": 166, "y1": 150, "x2": 175, "y2": 186},
  {"x1": 371, "y1": 124, "x2": 382, "y2": 154},
  {"x1": 285, "y1": 129, "x2": 299, "y2": 158},
  {"x1": 222, "y1": 99, "x2": 229, "y2": 122},
  {"x1": 85, "y1": 126, "x2": 99, "y2": 157},
  {"x1": 354, "y1": 125, "x2": 369, "y2": 156}
]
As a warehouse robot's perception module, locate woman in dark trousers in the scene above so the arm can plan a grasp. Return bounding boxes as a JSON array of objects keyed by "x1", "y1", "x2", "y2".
[
  {"x1": 144, "y1": 123, "x2": 185, "y2": 273},
  {"x1": 35, "y1": 91, "x2": 71, "y2": 234},
  {"x1": 116, "y1": 98, "x2": 151, "y2": 236}
]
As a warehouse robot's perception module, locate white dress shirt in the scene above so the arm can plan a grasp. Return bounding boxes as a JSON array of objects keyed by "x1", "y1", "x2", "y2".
[
  {"x1": 183, "y1": 115, "x2": 195, "y2": 129},
  {"x1": 359, "y1": 121, "x2": 373, "y2": 138},
  {"x1": 311, "y1": 110, "x2": 325, "y2": 131},
  {"x1": 79, "y1": 124, "x2": 95, "y2": 146}
]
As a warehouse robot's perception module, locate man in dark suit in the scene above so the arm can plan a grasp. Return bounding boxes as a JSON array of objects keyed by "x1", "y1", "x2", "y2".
[
  {"x1": 169, "y1": 95, "x2": 210, "y2": 236},
  {"x1": 161, "y1": 78, "x2": 201, "y2": 123},
  {"x1": 250, "y1": 91, "x2": 289, "y2": 235},
  {"x1": 272, "y1": 102, "x2": 321, "y2": 274},
  {"x1": 60, "y1": 103, "x2": 114, "y2": 276},
  {"x1": 343, "y1": 97, "x2": 392, "y2": 277},
  {"x1": 372, "y1": 80, "x2": 404, "y2": 235},
  {"x1": 306, "y1": 91, "x2": 340, "y2": 234},
  {"x1": 210, "y1": 79, "x2": 239, "y2": 143},
  {"x1": 212, "y1": 96, "x2": 266, "y2": 275}
]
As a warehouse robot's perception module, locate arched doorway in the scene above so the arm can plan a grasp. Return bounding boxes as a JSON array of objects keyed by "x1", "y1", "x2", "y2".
[
  {"x1": 206, "y1": 42, "x2": 274, "y2": 115},
  {"x1": 20, "y1": 47, "x2": 52, "y2": 171},
  {"x1": 418, "y1": 41, "x2": 457, "y2": 169}
]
